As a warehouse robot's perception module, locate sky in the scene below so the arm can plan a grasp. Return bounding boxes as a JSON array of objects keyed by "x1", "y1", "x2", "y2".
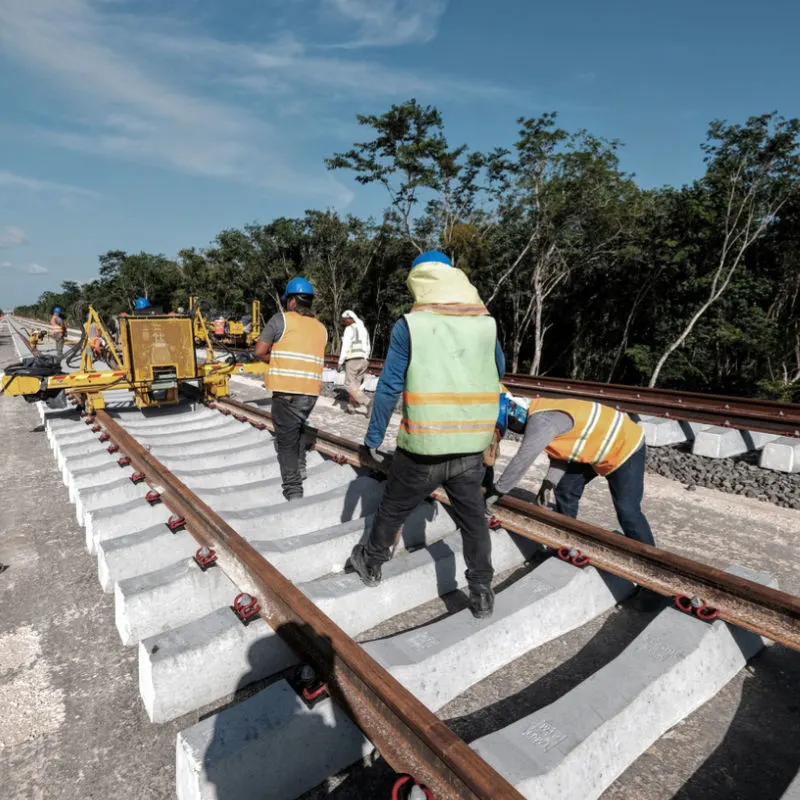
[{"x1": 1, "y1": 0, "x2": 798, "y2": 308}]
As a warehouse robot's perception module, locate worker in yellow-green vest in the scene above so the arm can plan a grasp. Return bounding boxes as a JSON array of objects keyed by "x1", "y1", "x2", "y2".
[
  {"x1": 254, "y1": 277, "x2": 328, "y2": 501},
  {"x1": 347, "y1": 251, "x2": 505, "y2": 619}
]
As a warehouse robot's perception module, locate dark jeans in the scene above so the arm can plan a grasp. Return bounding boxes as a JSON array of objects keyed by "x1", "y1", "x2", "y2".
[
  {"x1": 271, "y1": 392, "x2": 317, "y2": 500},
  {"x1": 365, "y1": 450, "x2": 493, "y2": 588},
  {"x1": 554, "y1": 444, "x2": 655, "y2": 547}
]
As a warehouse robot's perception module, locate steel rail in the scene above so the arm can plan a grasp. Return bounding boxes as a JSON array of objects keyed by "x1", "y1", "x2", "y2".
[
  {"x1": 93, "y1": 408, "x2": 525, "y2": 800},
  {"x1": 217, "y1": 396, "x2": 800, "y2": 651},
  {"x1": 323, "y1": 356, "x2": 800, "y2": 438}
]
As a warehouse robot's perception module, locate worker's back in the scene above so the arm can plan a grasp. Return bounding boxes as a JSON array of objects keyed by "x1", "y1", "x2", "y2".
[
  {"x1": 398, "y1": 310, "x2": 499, "y2": 457},
  {"x1": 266, "y1": 311, "x2": 327, "y2": 396}
]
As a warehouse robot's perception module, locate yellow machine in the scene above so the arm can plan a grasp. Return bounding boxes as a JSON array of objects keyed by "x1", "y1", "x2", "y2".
[
  {"x1": 28, "y1": 328, "x2": 49, "y2": 349},
  {"x1": 1, "y1": 306, "x2": 266, "y2": 413},
  {"x1": 190, "y1": 297, "x2": 262, "y2": 349}
]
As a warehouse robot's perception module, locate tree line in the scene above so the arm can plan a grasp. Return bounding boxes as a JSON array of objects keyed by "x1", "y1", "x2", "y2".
[{"x1": 15, "y1": 101, "x2": 800, "y2": 400}]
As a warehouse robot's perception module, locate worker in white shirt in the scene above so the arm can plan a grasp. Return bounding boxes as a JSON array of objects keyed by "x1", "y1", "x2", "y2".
[{"x1": 338, "y1": 310, "x2": 371, "y2": 414}]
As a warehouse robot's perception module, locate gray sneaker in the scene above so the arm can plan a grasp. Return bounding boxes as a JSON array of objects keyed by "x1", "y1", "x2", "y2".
[
  {"x1": 347, "y1": 545, "x2": 382, "y2": 587},
  {"x1": 468, "y1": 585, "x2": 495, "y2": 619}
]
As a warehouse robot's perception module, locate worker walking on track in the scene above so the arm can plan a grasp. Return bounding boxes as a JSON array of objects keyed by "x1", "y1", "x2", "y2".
[
  {"x1": 254, "y1": 278, "x2": 327, "y2": 501},
  {"x1": 347, "y1": 250, "x2": 505, "y2": 620},
  {"x1": 50, "y1": 306, "x2": 67, "y2": 360},
  {"x1": 485, "y1": 393, "x2": 655, "y2": 547},
  {"x1": 338, "y1": 310, "x2": 370, "y2": 415}
]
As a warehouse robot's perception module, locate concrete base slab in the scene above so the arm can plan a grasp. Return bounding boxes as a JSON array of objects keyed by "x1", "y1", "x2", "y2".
[
  {"x1": 116, "y1": 558, "x2": 237, "y2": 645},
  {"x1": 471, "y1": 565, "x2": 775, "y2": 800},
  {"x1": 75, "y1": 477, "x2": 147, "y2": 525},
  {"x1": 638, "y1": 416, "x2": 689, "y2": 447},
  {"x1": 85, "y1": 499, "x2": 172, "y2": 553},
  {"x1": 741, "y1": 430, "x2": 780, "y2": 451},
  {"x1": 693, "y1": 426, "x2": 749, "y2": 458},
  {"x1": 170, "y1": 452, "x2": 315, "y2": 491},
  {"x1": 62, "y1": 451, "x2": 120, "y2": 488},
  {"x1": 140, "y1": 611, "x2": 295, "y2": 723},
  {"x1": 97, "y1": 526, "x2": 197, "y2": 592},
  {"x1": 175, "y1": 681, "x2": 370, "y2": 800},
  {"x1": 760, "y1": 437, "x2": 800, "y2": 473},
  {"x1": 146, "y1": 428, "x2": 264, "y2": 458},
  {"x1": 366, "y1": 558, "x2": 633, "y2": 712}
]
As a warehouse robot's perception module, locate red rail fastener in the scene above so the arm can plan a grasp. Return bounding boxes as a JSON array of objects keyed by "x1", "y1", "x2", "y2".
[
  {"x1": 301, "y1": 683, "x2": 329, "y2": 702},
  {"x1": 130, "y1": 472, "x2": 146, "y2": 485},
  {"x1": 488, "y1": 515, "x2": 502, "y2": 531},
  {"x1": 392, "y1": 775, "x2": 434, "y2": 800},
  {"x1": 219, "y1": 408, "x2": 232, "y2": 416},
  {"x1": 83, "y1": 414, "x2": 95, "y2": 424},
  {"x1": 250, "y1": 421, "x2": 267, "y2": 430},
  {"x1": 332, "y1": 454, "x2": 347, "y2": 465},
  {"x1": 117, "y1": 456, "x2": 131, "y2": 467},
  {"x1": 99, "y1": 432, "x2": 110, "y2": 442},
  {"x1": 232, "y1": 593, "x2": 260, "y2": 625},
  {"x1": 696, "y1": 605, "x2": 720, "y2": 621},
  {"x1": 193, "y1": 546, "x2": 217, "y2": 571},
  {"x1": 674, "y1": 595, "x2": 694, "y2": 613},
  {"x1": 234, "y1": 414, "x2": 247, "y2": 423},
  {"x1": 207, "y1": 402, "x2": 217, "y2": 409},
  {"x1": 91, "y1": 424, "x2": 101, "y2": 432},
  {"x1": 145, "y1": 489, "x2": 162, "y2": 505},
  {"x1": 557, "y1": 546, "x2": 591, "y2": 567},
  {"x1": 166, "y1": 514, "x2": 185, "y2": 532},
  {"x1": 107, "y1": 443, "x2": 119, "y2": 453}
]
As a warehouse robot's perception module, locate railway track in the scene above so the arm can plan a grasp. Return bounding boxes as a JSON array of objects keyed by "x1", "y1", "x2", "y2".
[{"x1": 4, "y1": 319, "x2": 800, "y2": 799}]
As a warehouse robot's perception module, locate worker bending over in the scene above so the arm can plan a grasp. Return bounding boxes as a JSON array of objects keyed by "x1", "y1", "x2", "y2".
[
  {"x1": 487, "y1": 395, "x2": 655, "y2": 546},
  {"x1": 50, "y1": 306, "x2": 67, "y2": 360},
  {"x1": 338, "y1": 310, "x2": 370, "y2": 414},
  {"x1": 347, "y1": 251, "x2": 505, "y2": 620},
  {"x1": 254, "y1": 278, "x2": 327, "y2": 501}
]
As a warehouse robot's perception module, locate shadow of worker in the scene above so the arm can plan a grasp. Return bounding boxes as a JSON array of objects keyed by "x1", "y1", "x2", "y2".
[{"x1": 197, "y1": 621, "x2": 371, "y2": 800}]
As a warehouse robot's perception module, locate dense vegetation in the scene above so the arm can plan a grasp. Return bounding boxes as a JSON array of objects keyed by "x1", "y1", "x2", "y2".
[{"x1": 15, "y1": 102, "x2": 800, "y2": 400}]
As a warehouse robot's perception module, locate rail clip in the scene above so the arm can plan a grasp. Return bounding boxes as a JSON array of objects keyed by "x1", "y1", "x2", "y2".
[
  {"x1": 193, "y1": 546, "x2": 217, "y2": 571},
  {"x1": 130, "y1": 472, "x2": 146, "y2": 485},
  {"x1": 206, "y1": 402, "x2": 217, "y2": 409},
  {"x1": 234, "y1": 413, "x2": 248, "y2": 423},
  {"x1": 289, "y1": 665, "x2": 330, "y2": 709},
  {"x1": 99, "y1": 432, "x2": 110, "y2": 443},
  {"x1": 332, "y1": 454, "x2": 347, "y2": 465},
  {"x1": 107, "y1": 443, "x2": 120, "y2": 454},
  {"x1": 557, "y1": 547, "x2": 591, "y2": 568},
  {"x1": 145, "y1": 489, "x2": 162, "y2": 505},
  {"x1": 219, "y1": 408, "x2": 232, "y2": 416},
  {"x1": 488, "y1": 515, "x2": 502, "y2": 531},
  {"x1": 232, "y1": 592, "x2": 260, "y2": 625},
  {"x1": 83, "y1": 414, "x2": 95, "y2": 424},
  {"x1": 391, "y1": 775, "x2": 434, "y2": 800},
  {"x1": 117, "y1": 456, "x2": 131, "y2": 467},
  {"x1": 166, "y1": 513, "x2": 185, "y2": 533},
  {"x1": 91, "y1": 424, "x2": 101, "y2": 433},
  {"x1": 250, "y1": 421, "x2": 267, "y2": 430},
  {"x1": 674, "y1": 595, "x2": 720, "y2": 621}
]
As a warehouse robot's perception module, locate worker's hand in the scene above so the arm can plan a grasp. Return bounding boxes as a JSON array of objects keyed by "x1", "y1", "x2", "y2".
[
  {"x1": 337, "y1": 364, "x2": 344, "y2": 373},
  {"x1": 368, "y1": 447, "x2": 385, "y2": 465},
  {"x1": 536, "y1": 479, "x2": 556, "y2": 507}
]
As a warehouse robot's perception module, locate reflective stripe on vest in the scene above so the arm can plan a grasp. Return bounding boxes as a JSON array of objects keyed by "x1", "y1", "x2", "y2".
[
  {"x1": 344, "y1": 323, "x2": 369, "y2": 360},
  {"x1": 266, "y1": 311, "x2": 327, "y2": 396},
  {"x1": 529, "y1": 397, "x2": 644, "y2": 476},
  {"x1": 397, "y1": 311, "x2": 499, "y2": 456}
]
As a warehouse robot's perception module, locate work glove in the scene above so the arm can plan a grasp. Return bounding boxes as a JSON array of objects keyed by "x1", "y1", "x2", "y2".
[
  {"x1": 536, "y1": 479, "x2": 556, "y2": 508},
  {"x1": 337, "y1": 364, "x2": 344, "y2": 373},
  {"x1": 368, "y1": 447, "x2": 385, "y2": 465}
]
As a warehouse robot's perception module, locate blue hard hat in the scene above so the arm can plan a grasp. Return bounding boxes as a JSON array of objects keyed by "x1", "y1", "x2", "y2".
[
  {"x1": 283, "y1": 277, "x2": 315, "y2": 298},
  {"x1": 134, "y1": 297, "x2": 151, "y2": 309},
  {"x1": 411, "y1": 250, "x2": 452, "y2": 269},
  {"x1": 53, "y1": 306, "x2": 63, "y2": 313}
]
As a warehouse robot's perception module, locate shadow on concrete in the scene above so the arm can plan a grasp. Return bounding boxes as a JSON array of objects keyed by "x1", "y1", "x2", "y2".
[
  {"x1": 672, "y1": 643, "x2": 800, "y2": 800},
  {"x1": 446, "y1": 603, "x2": 655, "y2": 743}
]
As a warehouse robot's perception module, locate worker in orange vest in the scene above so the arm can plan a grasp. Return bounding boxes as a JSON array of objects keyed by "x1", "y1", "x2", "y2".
[
  {"x1": 50, "y1": 306, "x2": 67, "y2": 360},
  {"x1": 213, "y1": 315, "x2": 226, "y2": 337},
  {"x1": 485, "y1": 393, "x2": 655, "y2": 547},
  {"x1": 254, "y1": 279, "x2": 327, "y2": 500}
]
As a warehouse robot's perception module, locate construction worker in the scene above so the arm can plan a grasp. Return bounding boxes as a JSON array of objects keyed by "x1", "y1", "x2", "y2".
[
  {"x1": 485, "y1": 393, "x2": 655, "y2": 547},
  {"x1": 132, "y1": 297, "x2": 162, "y2": 316},
  {"x1": 338, "y1": 310, "x2": 370, "y2": 414},
  {"x1": 347, "y1": 251, "x2": 505, "y2": 620},
  {"x1": 50, "y1": 306, "x2": 67, "y2": 360},
  {"x1": 213, "y1": 314, "x2": 226, "y2": 337},
  {"x1": 254, "y1": 278, "x2": 327, "y2": 501}
]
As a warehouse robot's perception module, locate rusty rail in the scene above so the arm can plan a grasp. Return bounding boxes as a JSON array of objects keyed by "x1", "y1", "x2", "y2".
[
  {"x1": 323, "y1": 356, "x2": 800, "y2": 438},
  {"x1": 93, "y1": 408, "x2": 525, "y2": 800},
  {"x1": 218, "y1": 396, "x2": 800, "y2": 651}
]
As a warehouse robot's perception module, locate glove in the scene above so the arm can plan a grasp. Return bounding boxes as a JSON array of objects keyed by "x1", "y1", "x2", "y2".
[
  {"x1": 368, "y1": 447, "x2": 385, "y2": 465},
  {"x1": 536, "y1": 479, "x2": 555, "y2": 507},
  {"x1": 337, "y1": 364, "x2": 344, "y2": 373}
]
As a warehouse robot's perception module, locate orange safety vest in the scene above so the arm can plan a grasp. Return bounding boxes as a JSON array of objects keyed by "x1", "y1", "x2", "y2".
[
  {"x1": 50, "y1": 314, "x2": 65, "y2": 336},
  {"x1": 266, "y1": 311, "x2": 327, "y2": 396},
  {"x1": 528, "y1": 397, "x2": 644, "y2": 476},
  {"x1": 214, "y1": 318, "x2": 226, "y2": 336}
]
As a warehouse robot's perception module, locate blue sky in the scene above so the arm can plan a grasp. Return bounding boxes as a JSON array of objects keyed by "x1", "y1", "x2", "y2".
[{"x1": 1, "y1": 0, "x2": 798, "y2": 308}]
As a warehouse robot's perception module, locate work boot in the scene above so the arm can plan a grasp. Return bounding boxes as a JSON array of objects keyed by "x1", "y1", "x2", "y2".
[
  {"x1": 628, "y1": 586, "x2": 664, "y2": 613},
  {"x1": 468, "y1": 585, "x2": 495, "y2": 619},
  {"x1": 347, "y1": 544, "x2": 381, "y2": 587}
]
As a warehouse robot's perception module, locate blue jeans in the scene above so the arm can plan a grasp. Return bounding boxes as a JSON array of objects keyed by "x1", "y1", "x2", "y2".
[{"x1": 554, "y1": 444, "x2": 655, "y2": 546}]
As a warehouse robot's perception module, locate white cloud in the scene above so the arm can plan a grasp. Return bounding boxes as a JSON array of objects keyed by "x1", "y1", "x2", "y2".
[
  {"x1": 0, "y1": 261, "x2": 48, "y2": 274},
  {"x1": 0, "y1": 226, "x2": 28, "y2": 247},
  {"x1": 325, "y1": 0, "x2": 448, "y2": 47},
  {"x1": 0, "y1": 170, "x2": 98, "y2": 197}
]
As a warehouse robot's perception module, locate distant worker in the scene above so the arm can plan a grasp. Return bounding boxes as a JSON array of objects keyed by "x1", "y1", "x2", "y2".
[
  {"x1": 338, "y1": 310, "x2": 371, "y2": 415},
  {"x1": 254, "y1": 278, "x2": 327, "y2": 501},
  {"x1": 347, "y1": 251, "x2": 504, "y2": 620},
  {"x1": 214, "y1": 314, "x2": 226, "y2": 337},
  {"x1": 50, "y1": 306, "x2": 67, "y2": 360},
  {"x1": 485, "y1": 393, "x2": 655, "y2": 547}
]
